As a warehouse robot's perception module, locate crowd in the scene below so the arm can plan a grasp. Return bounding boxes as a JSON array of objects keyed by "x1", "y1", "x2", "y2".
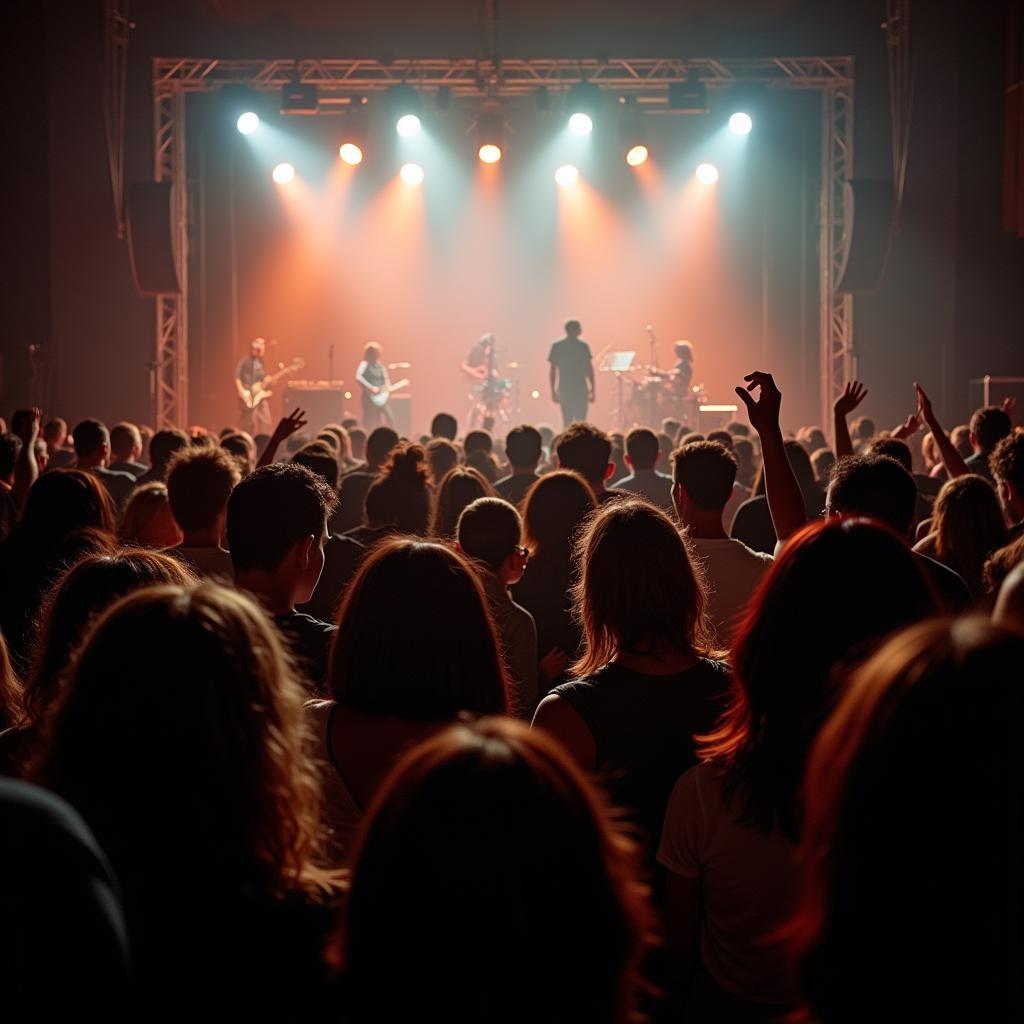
[{"x1": 0, "y1": 370, "x2": 1021, "y2": 1020}]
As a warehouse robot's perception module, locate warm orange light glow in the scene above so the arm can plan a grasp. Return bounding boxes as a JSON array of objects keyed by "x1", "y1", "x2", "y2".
[
  {"x1": 271, "y1": 162, "x2": 295, "y2": 185},
  {"x1": 555, "y1": 164, "x2": 579, "y2": 187},
  {"x1": 339, "y1": 143, "x2": 363, "y2": 165},
  {"x1": 478, "y1": 143, "x2": 502, "y2": 164},
  {"x1": 400, "y1": 162, "x2": 425, "y2": 186},
  {"x1": 695, "y1": 162, "x2": 719, "y2": 185},
  {"x1": 626, "y1": 145, "x2": 649, "y2": 167}
]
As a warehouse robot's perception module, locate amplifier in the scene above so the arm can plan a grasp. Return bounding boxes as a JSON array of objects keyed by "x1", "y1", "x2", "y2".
[{"x1": 283, "y1": 382, "x2": 346, "y2": 433}]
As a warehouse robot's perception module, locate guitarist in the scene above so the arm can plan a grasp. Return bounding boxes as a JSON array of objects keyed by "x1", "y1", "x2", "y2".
[
  {"x1": 235, "y1": 337, "x2": 272, "y2": 435},
  {"x1": 355, "y1": 342, "x2": 395, "y2": 428}
]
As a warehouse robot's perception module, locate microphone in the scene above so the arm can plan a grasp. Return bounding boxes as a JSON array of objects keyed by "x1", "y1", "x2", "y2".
[{"x1": 388, "y1": 362, "x2": 411, "y2": 369}]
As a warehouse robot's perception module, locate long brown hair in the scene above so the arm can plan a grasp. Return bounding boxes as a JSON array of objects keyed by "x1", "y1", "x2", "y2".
[
  {"x1": 430, "y1": 466, "x2": 494, "y2": 540},
  {"x1": 337, "y1": 718, "x2": 656, "y2": 1024},
  {"x1": 571, "y1": 498, "x2": 713, "y2": 677},
  {"x1": 931, "y1": 474, "x2": 1009, "y2": 596},
  {"x1": 521, "y1": 469, "x2": 596, "y2": 564}
]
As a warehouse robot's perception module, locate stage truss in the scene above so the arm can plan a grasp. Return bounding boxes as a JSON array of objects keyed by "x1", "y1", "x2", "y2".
[{"x1": 152, "y1": 56, "x2": 854, "y2": 429}]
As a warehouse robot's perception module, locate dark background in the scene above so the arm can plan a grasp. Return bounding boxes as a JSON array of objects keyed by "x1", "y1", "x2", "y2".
[{"x1": 2, "y1": 0, "x2": 1022, "y2": 431}]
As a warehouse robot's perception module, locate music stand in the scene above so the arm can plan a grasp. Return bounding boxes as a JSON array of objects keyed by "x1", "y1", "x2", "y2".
[{"x1": 598, "y1": 351, "x2": 637, "y2": 429}]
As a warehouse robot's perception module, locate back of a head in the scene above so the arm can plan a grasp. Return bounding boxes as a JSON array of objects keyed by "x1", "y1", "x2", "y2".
[
  {"x1": 43, "y1": 418, "x2": 67, "y2": 444},
  {"x1": 798, "y1": 617, "x2": 1024, "y2": 1021},
  {"x1": 321, "y1": 425, "x2": 350, "y2": 460},
  {"x1": 465, "y1": 449, "x2": 499, "y2": 484},
  {"x1": 148, "y1": 429, "x2": 190, "y2": 475},
  {"x1": 521, "y1": 469, "x2": 597, "y2": 562},
  {"x1": 220, "y1": 433, "x2": 254, "y2": 476},
  {"x1": 347, "y1": 427, "x2": 367, "y2": 461},
  {"x1": 810, "y1": 447, "x2": 836, "y2": 483},
  {"x1": 25, "y1": 550, "x2": 196, "y2": 726},
  {"x1": 850, "y1": 415, "x2": 875, "y2": 441},
  {"x1": 990, "y1": 429, "x2": 1024, "y2": 491},
  {"x1": 430, "y1": 413, "x2": 457, "y2": 441},
  {"x1": 341, "y1": 718, "x2": 652, "y2": 1024},
  {"x1": 426, "y1": 438, "x2": 459, "y2": 484},
  {"x1": 109, "y1": 422, "x2": 141, "y2": 462},
  {"x1": 432, "y1": 467, "x2": 493, "y2": 539},
  {"x1": 118, "y1": 481, "x2": 174, "y2": 545},
  {"x1": 166, "y1": 445, "x2": 242, "y2": 533},
  {"x1": 504, "y1": 425, "x2": 542, "y2": 471},
  {"x1": 330, "y1": 539, "x2": 509, "y2": 720},
  {"x1": 0, "y1": 435, "x2": 20, "y2": 481},
  {"x1": 291, "y1": 444, "x2": 340, "y2": 490},
  {"x1": 932, "y1": 474, "x2": 1008, "y2": 592},
  {"x1": 671, "y1": 441, "x2": 738, "y2": 512},
  {"x1": 969, "y1": 405, "x2": 1012, "y2": 452},
  {"x1": 827, "y1": 455, "x2": 917, "y2": 536},
  {"x1": 624, "y1": 428, "x2": 659, "y2": 472},
  {"x1": 71, "y1": 420, "x2": 108, "y2": 460},
  {"x1": 227, "y1": 463, "x2": 335, "y2": 574},
  {"x1": 463, "y1": 429, "x2": 493, "y2": 458},
  {"x1": 864, "y1": 437, "x2": 912, "y2": 474},
  {"x1": 16, "y1": 470, "x2": 116, "y2": 547},
  {"x1": 726, "y1": 420, "x2": 750, "y2": 438},
  {"x1": 706, "y1": 429, "x2": 735, "y2": 451},
  {"x1": 573, "y1": 499, "x2": 710, "y2": 676},
  {"x1": 365, "y1": 426, "x2": 399, "y2": 466},
  {"x1": 555, "y1": 423, "x2": 612, "y2": 487},
  {"x1": 456, "y1": 497, "x2": 521, "y2": 572},
  {"x1": 365, "y1": 444, "x2": 431, "y2": 535}
]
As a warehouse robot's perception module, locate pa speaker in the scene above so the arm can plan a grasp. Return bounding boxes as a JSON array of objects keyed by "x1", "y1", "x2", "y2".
[
  {"x1": 836, "y1": 179, "x2": 894, "y2": 295},
  {"x1": 127, "y1": 181, "x2": 181, "y2": 296}
]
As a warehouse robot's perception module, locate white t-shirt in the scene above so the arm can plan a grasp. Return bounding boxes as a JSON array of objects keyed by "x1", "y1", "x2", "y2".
[
  {"x1": 658, "y1": 763, "x2": 803, "y2": 1007},
  {"x1": 687, "y1": 536, "x2": 772, "y2": 644}
]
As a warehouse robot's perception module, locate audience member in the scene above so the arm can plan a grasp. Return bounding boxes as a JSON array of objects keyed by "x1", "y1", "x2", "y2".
[
  {"x1": 42, "y1": 418, "x2": 74, "y2": 470},
  {"x1": 965, "y1": 405, "x2": 1012, "y2": 481},
  {"x1": 335, "y1": 426, "x2": 399, "y2": 532},
  {"x1": 109, "y1": 422, "x2": 147, "y2": 477},
  {"x1": 555, "y1": 422, "x2": 622, "y2": 503},
  {"x1": 71, "y1": 419, "x2": 136, "y2": 509},
  {"x1": 466, "y1": 447, "x2": 500, "y2": 483},
  {"x1": 990, "y1": 429, "x2": 1024, "y2": 539},
  {"x1": 426, "y1": 437, "x2": 459, "y2": 486},
  {"x1": 346, "y1": 426, "x2": 367, "y2": 463},
  {"x1": 347, "y1": 444, "x2": 431, "y2": 542},
  {"x1": 810, "y1": 447, "x2": 835, "y2": 483},
  {"x1": 615, "y1": 428, "x2": 674, "y2": 512},
  {"x1": 431, "y1": 467, "x2": 494, "y2": 540},
  {"x1": 119, "y1": 482, "x2": 183, "y2": 549},
  {"x1": 220, "y1": 432, "x2": 255, "y2": 476},
  {"x1": 494, "y1": 425, "x2": 542, "y2": 506},
  {"x1": 136, "y1": 427, "x2": 189, "y2": 485},
  {"x1": 430, "y1": 412, "x2": 458, "y2": 441}
]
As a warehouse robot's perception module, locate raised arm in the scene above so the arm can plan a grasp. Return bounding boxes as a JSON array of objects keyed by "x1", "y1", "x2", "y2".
[
  {"x1": 13, "y1": 407, "x2": 41, "y2": 509},
  {"x1": 833, "y1": 380, "x2": 868, "y2": 458},
  {"x1": 915, "y1": 383, "x2": 969, "y2": 479},
  {"x1": 735, "y1": 371, "x2": 806, "y2": 543},
  {"x1": 257, "y1": 408, "x2": 308, "y2": 468}
]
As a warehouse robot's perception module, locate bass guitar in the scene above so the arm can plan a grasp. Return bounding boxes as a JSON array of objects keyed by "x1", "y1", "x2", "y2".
[
  {"x1": 239, "y1": 357, "x2": 305, "y2": 411},
  {"x1": 369, "y1": 378, "x2": 410, "y2": 408}
]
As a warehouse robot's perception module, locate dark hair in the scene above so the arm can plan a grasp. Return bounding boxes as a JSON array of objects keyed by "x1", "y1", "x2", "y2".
[
  {"x1": 17, "y1": 470, "x2": 116, "y2": 541},
  {"x1": 329, "y1": 539, "x2": 509, "y2": 719},
  {"x1": 466, "y1": 449, "x2": 499, "y2": 483},
  {"x1": 0, "y1": 434, "x2": 21, "y2": 479},
  {"x1": 339, "y1": 718, "x2": 654, "y2": 1024},
  {"x1": 752, "y1": 440, "x2": 816, "y2": 497},
  {"x1": 71, "y1": 420, "x2": 108, "y2": 459},
  {"x1": 109, "y1": 422, "x2": 141, "y2": 461},
  {"x1": 521, "y1": 470, "x2": 596, "y2": 565},
  {"x1": 565, "y1": 319, "x2": 581, "y2": 333},
  {"x1": 849, "y1": 416, "x2": 875, "y2": 441},
  {"x1": 624, "y1": 428, "x2": 659, "y2": 471},
  {"x1": 810, "y1": 447, "x2": 836, "y2": 482},
  {"x1": 291, "y1": 444, "x2": 339, "y2": 490},
  {"x1": 726, "y1": 420, "x2": 750, "y2": 437},
  {"x1": 672, "y1": 441, "x2": 738, "y2": 511},
  {"x1": 463, "y1": 430, "x2": 492, "y2": 457},
  {"x1": 572, "y1": 499, "x2": 713, "y2": 676},
  {"x1": 827, "y1": 455, "x2": 918, "y2": 536},
  {"x1": 706, "y1": 429, "x2": 735, "y2": 451},
  {"x1": 431, "y1": 467, "x2": 494, "y2": 539},
  {"x1": 702, "y1": 519, "x2": 937, "y2": 841},
  {"x1": 969, "y1": 405, "x2": 1012, "y2": 452},
  {"x1": 673, "y1": 340, "x2": 692, "y2": 360},
  {"x1": 148, "y1": 429, "x2": 190, "y2": 477},
  {"x1": 864, "y1": 437, "x2": 912, "y2": 473},
  {"x1": 220, "y1": 433, "x2": 254, "y2": 475},
  {"x1": 426, "y1": 438, "x2": 459, "y2": 484},
  {"x1": 430, "y1": 413, "x2": 457, "y2": 441},
  {"x1": 365, "y1": 426, "x2": 399, "y2": 466},
  {"x1": 504, "y1": 425, "x2": 542, "y2": 470},
  {"x1": 989, "y1": 429, "x2": 1024, "y2": 491},
  {"x1": 930, "y1": 475, "x2": 1009, "y2": 596},
  {"x1": 43, "y1": 418, "x2": 67, "y2": 443},
  {"x1": 227, "y1": 464, "x2": 335, "y2": 574},
  {"x1": 796, "y1": 617, "x2": 1024, "y2": 1022},
  {"x1": 457, "y1": 497, "x2": 522, "y2": 571},
  {"x1": 556, "y1": 423, "x2": 612, "y2": 487},
  {"x1": 166, "y1": 445, "x2": 241, "y2": 532},
  {"x1": 363, "y1": 444, "x2": 431, "y2": 536}
]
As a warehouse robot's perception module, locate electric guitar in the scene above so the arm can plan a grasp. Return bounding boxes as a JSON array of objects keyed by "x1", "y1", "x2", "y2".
[
  {"x1": 239, "y1": 357, "x2": 305, "y2": 411},
  {"x1": 369, "y1": 378, "x2": 410, "y2": 408}
]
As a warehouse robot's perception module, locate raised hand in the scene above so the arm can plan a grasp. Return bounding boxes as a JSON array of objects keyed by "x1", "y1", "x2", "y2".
[
  {"x1": 891, "y1": 414, "x2": 922, "y2": 441},
  {"x1": 14, "y1": 407, "x2": 42, "y2": 446},
  {"x1": 735, "y1": 371, "x2": 782, "y2": 435},
  {"x1": 273, "y1": 408, "x2": 307, "y2": 442},
  {"x1": 914, "y1": 382, "x2": 935, "y2": 424},
  {"x1": 1002, "y1": 395, "x2": 1016, "y2": 418},
  {"x1": 834, "y1": 380, "x2": 868, "y2": 418}
]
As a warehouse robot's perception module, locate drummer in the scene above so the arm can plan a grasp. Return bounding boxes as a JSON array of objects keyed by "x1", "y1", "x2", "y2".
[
  {"x1": 461, "y1": 333, "x2": 499, "y2": 382},
  {"x1": 671, "y1": 340, "x2": 694, "y2": 394}
]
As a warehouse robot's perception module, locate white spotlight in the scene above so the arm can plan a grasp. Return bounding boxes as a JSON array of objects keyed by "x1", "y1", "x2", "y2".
[
  {"x1": 695, "y1": 162, "x2": 719, "y2": 185},
  {"x1": 400, "y1": 162, "x2": 425, "y2": 186},
  {"x1": 396, "y1": 114, "x2": 422, "y2": 138},
  {"x1": 236, "y1": 112, "x2": 259, "y2": 135},
  {"x1": 272, "y1": 162, "x2": 295, "y2": 185},
  {"x1": 568, "y1": 112, "x2": 593, "y2": 136},
  {"x1": 555, "y1": 164, "x2": 579, "y2": 187},
  {"x1": 729, "y1": 112, "x2": 753, "y2": 136}
]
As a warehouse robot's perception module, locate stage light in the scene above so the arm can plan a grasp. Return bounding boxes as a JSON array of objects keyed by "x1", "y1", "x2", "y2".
[
  {"x1": 695, "y1": 162, "x2": 719, "y2": 185},
  {"x1": 400, "y1": 162, "x2": 424, "y2": 185},
  {"x1": 476, "y1": 109, "x2": 503, "y2": 164},
  {"x1": 531, "y1": 389, "x2": 540, "y2": 400},
  {"x1": 478, "y1": 144, "x2": 502, "y2": 164},
  {"x1": 339, "y1": 143, "x2": 363, "y2": 165},
  {"x1": 729, "y1": 111, "x2": 753, "y2": 136},
  {"x1": 236, "y1": 111, "x2": 259, "y2": 135},
  {"x1": 568, "y1": 112, "x2": 593, "y2": 136},
  {"x1": 555, "y1": 164, "x2": 579, "y2": 187},
  {"x1": 344, "y1": 391, "x2": 352, "y2": 399},
  {"x1": 272, "y1": 162, "x2": 295, "y2": 185},
  {"x1": 396, "y1": 113, "x2": 422, "y2": 138},
  {"x1": 626, "y1": 144, "x2": 649, "y2": 167}
]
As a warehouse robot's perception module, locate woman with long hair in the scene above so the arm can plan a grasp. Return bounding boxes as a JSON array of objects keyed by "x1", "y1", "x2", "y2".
[
  {"x1": 430, "y1": 466, "x2": 494, "y2": 540},
  {"x1": 657, "y1": 518, "x2": 937, "y2": 1019},
  {"x1": 913, "y1": 473, "x2": 1009, "y2": 599},
  {"x1": 795, "y1": 617, "x2": 1023, "y2": 1022},
  {"x1": 359, "y1": 443, "x2": 432, "y2": 538},
  {"x1": 309, "y1": 538, "x2": 510, "y2": 860},
  {"x1": 336, "y1": 718, "x2": 656, "y2": 1024},
  {"x1": 34, "y1": 583, "x2": 338, "y2": 1003},
  {"x1": 119, "y1": 481, "x2": 184, "y2": 548},
  {"x1": 533, "y1": 498, "x2": 728, "y2": 854}
]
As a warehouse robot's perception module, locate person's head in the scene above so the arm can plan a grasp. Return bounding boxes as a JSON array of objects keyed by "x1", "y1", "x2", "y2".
[
  {"x1": 284, "y1": 433, "x2": 310, "y2": 455},
  {"x1": 430, "y1": 412, "x2": 457, "y2": 441},
  {"x1": 726, "y1": 420, "x2": 750, "y2": 438},
  {"x1": 810, "y1": 447, "x2": 836, "y2": 483},
  {"x1": 42, "y1": 418, "x2": 67, "y2": 454},
  {"x1": 950, "y1": 424, "x2": 972, "y2": 457},
  {"x1": 465, "y1": 448, "x2": 499, "y2": 484},
  {"x1": 71, "y1": 420, "x2": 110, "y2": 469},
  {"x1": 364, "y1": 444, "x2": 432, "y2": 535},
  {"x1": 798, "y1": 426, "x2": 827, "y2": 454},
  {"x1": 119, "y1": 481, "x2": 183, "y2": 549},
  {"x1": 109, "y1": 422, "x2": 142, "y2": 464},
  {"x1": 16, "y1": 470, "x2": 116, "y2": 546},
  {"x1": 321, "y1": 424, "x2": 350, "y2": 461},
  {"x1": 993, "y1": 559, "x2": 1024, "y2": 628},
  {"x1": 425, "y1": 438, "x2": 459, "y2": 485},
  {"x1": 363, "y1": 342, "x2": 381, "y2": 364},
  {"x1": 24, "y1": 550, "x2": 196, "y2": 728},
  {"x1": 32, "y1": 438, "x2": 48, "y2": 474},
  {"x1": 147, "y1": 428, "x2": 190, "y2": 479},
  {"x1": 930, "y1": 474, "x2": 1009, "y2": 596},
  {"x1": 982, "y1": 532, "x2": 1024, "y2": 596},
  {"x1": 249, "y1": 336, "x2": 266, "y2": 359},
  {"x1": 921, "y1": 431, "x2": 940, "y2": 469},
  {"x1": 671, "y1": 441, "x2": 738, "y2": 519},
  {"x1": 863, "y1": 436, "x2": 912, "y2": 473},
  {"x1": 826, "y1": 455, "x2": 918, "y2": 538},
  {"x1": 624, "y1": 428, "x2": 659, "y2": 473},
  {"x1": 555, "y1": 423, "x2": 614, "y2": 491},
  {"x1": 330, "y1": 539, "x2": 509, "y2": 719},
  {"x1": 36, "y1": 583, "x2": 332, "y2": 899},
  {"x1": 564, "y1": 319, "x2": 582, "y2": 338},
  {"x1": 662, "y1": 418, "x2": 682, "y2": 441},
  {"x1": 365, "y1": 425, "x2": 399, "y2": 468},
  {"x1": 706, "y1": 518, "x2": 937, "y2": 842},
  {"x1": 345, "y1": 426, "x2": 365, "y2": 462},
  {"x1": 315, "y1": 431, "x2": 340, "y2": 455},
  {"x1": 849, "y1": 415, "x2": 875, "y2": 442},
  {"x1": 456, "y1": 497, "x2": 527, "y2": 586},
  {"x1": 989, "y1": 429, "x2": 1024, "y2": 524},
  {"x1": 291, "y1": 443, "x2": 339, "y2": 490},
  {"x1": 681, "y1": 431, "x2": 704, "y2": 446},
  {"x1": 504, "y1": 425, "x2": 542, "y2": 473},
  {"x1": 572, "y1": 499, "x2": 712, "y2": 676},
  {"x1": 227, "y1": 463, "x2": 335, "y2": 606},
  {"x1": 706, "y1": 429, "x2": 735, "y2": 451},
  {"x1": 969, "y1": 405, "x2": 1012, "y2": 454},
  {"x1": 0, "y1": 434, "x2": 20, "y2": 484},
  {"x1": 463, "y1": 430, "x2": 492, "y2": 459},
  {"x1": 752, "y1": 440, "x2": 817, "y2": 500},
  {"x1": 339, "y1": 718, "x2": 654, "y2": 1024},
  {"x1": 165, "y1": 445, "x2": 242, "y2": 539},
  {"x1": 796, "y1": 617, "x2": 1024, "y2": 1021},
  {"x1": 431, "y1": 467, "x2": 494, "y2": 540},
  {"x1": 220, "y1": 432, "x2": 254, "y2": 476},
  {"x1": 673, "y1": 340, "x2": 693, "y2": 362},
  {"x1": 732, "y1": 437, "x2": 756, "y2": 487},
  {"x1": 521, "y1": 469, "x2": 597, "y2": 566}
]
